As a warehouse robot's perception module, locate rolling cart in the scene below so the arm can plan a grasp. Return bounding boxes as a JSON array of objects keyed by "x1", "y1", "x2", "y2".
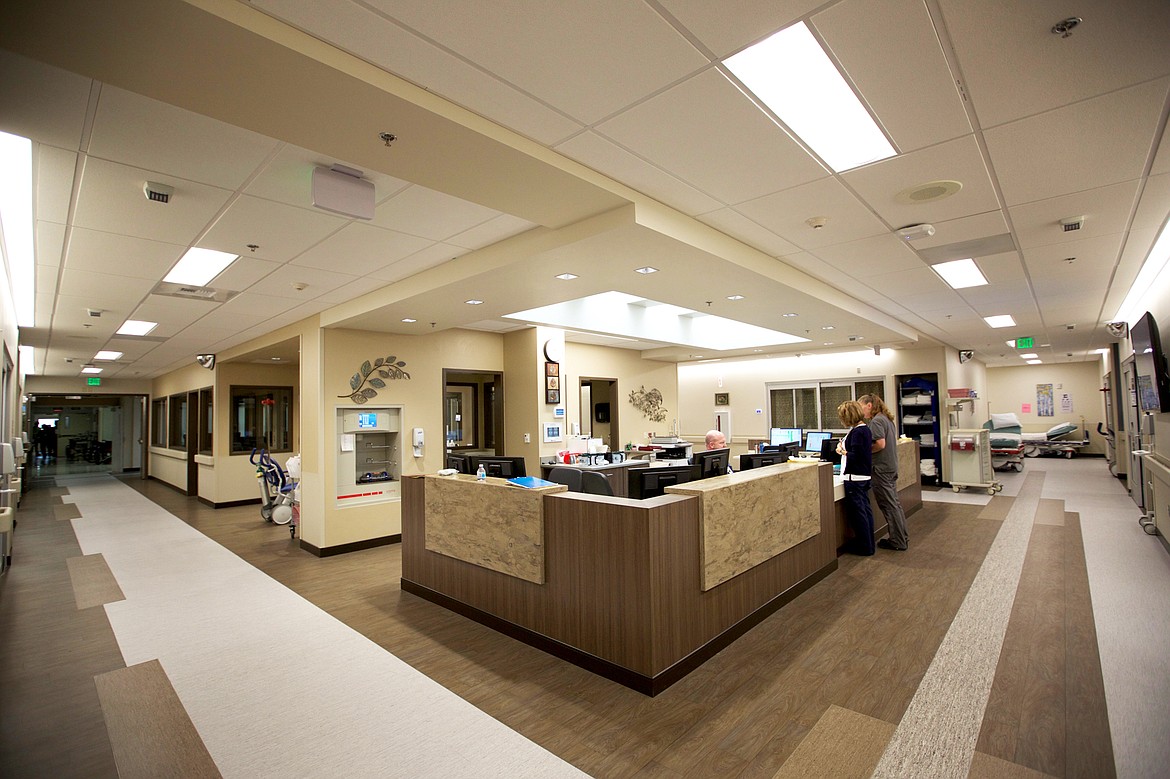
[{"x1": 947, "y1": 428, "x2": 1003, "y2": 495}]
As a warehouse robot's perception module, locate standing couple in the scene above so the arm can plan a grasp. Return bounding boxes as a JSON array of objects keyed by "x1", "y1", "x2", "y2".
[{"x1": 836, "y1": 394, "x2": 909, "y2": 555}]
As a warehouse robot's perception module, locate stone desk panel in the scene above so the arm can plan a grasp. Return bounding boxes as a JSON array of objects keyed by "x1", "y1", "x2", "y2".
[
  {"x1": 667, "y1": 462, "x2": 823, "y2": 591},
  {"x1": 423, "y1": 474, "x2": 566, "y2": 584},
  {"x1": 896, "y1": 438, "x2": 920, "y2": 490}
]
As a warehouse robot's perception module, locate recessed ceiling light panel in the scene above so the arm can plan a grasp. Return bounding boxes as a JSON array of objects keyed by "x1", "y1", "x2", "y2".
[
  {"x1": 634, "y1": 266, "x2": 658, "y2": 274},
  {"x1": 555, "y1": 273, "x2": 578, "y2": 280},
  {"x1": 117, "y1": 320, "x2": 158, "y2": 336},
  {"x1": 984, "y1": 315, "x2": 1016, "y2": 328},
  {"x1": 932, "y1": 258, "x2": 988, "y2": 289},
  {"x1": 164, "y1": 247, "x2": 239, "y2": 287},
  {"x1": 465, "y1": 299, "x2": 483, "y2": 305}
]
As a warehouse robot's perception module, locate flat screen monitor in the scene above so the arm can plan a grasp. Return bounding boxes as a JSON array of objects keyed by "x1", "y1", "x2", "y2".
[
  {"x1": 445, "y1": 453, "x2": 469, "y2": 474},
  {"x1": 761, "y1": 442, "x2": 800, "y2": 456},
  {"x1": 820, "y1": 437, "x2": 842, "y2": 465},
  {"x1": 357, "y1": 412, "x2": 377, "y2": 429},
  {"x1": 804, "y1": 431, "x2": 831, "y2": 453},
  {"x1": 468, "y1": 456, "x2": 527, "y2": 478},
  {"x1": 739, "y1": 451, "x2": 789, "y2": 471},
  {"x1": 694, "y1": 448, "x2": 730, "y2": 479},
  {"x1": 770, "y1": 427, "x2": 802, "y2": 446},
  {"x1": 629, "y1": 465, "x2": 697, "y2": 499},
  {"x1": 1131, "y1": 311, "x2": 1170, "y2": 413}
]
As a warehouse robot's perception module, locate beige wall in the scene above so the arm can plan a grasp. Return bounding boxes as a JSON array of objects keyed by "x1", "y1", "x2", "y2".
[
  {"x1": 985, "y1": 360, "x2": 1105, "y2": 454},
  {"x1": 564, "y1": 341, "x2": 679, "y2": 451}
]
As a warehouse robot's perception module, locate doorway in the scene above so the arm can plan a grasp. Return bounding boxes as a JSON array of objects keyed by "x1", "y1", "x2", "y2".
[
  {"x1": 443, "y1": 370, "x2": 504, "y2": 456},
  {"x1": 579, "y1": 378, "x2": 619, "y2": 451},
  {"x1": 25, "y1": 394, "x2": 146, "y2": 479}
]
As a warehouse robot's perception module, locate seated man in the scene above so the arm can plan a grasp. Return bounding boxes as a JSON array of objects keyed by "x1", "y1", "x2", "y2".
[{"x1": 704, "y1": 429, "x2": 734, "y2": 473}]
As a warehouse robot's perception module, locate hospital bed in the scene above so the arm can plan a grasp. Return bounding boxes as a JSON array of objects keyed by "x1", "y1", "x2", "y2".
[
  {"x1": 1020, "y1": 421, "x2": 1089, "y2": 459},
  {"x1": 982, "y1": 420, "x2": 1025, "y2": 472}
]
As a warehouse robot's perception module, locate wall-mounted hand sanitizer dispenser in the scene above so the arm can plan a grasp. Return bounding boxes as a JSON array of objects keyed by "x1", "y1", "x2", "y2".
[{"x1": 412, "y1": 427, "x2": 424, "y2": 457}]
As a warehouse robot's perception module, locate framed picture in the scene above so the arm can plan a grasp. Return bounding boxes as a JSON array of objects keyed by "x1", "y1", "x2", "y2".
[
  {"x1": 546, "y1": 376, "x2": 560, "y2": 390},
  {"x1": 546, "y1": 388, "x2": 560, "y2": 405},
  {"x1": 545, "y1": 362, "x2": 559, "y2": 377},
  {"x1": 714, "y1": 392, "x2": 730, "y2": 406}
]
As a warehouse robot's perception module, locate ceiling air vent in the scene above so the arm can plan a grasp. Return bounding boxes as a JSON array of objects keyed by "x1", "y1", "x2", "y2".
[
  {"x1": 1060, "y1": 215, "x2": 1085, "y2": 232},
  {"x1": 144, "y1": 181, "x2": 174, "y2": 204},
  {"x1": 151, "y1": 280, "x2": 238, "y2": 304}
]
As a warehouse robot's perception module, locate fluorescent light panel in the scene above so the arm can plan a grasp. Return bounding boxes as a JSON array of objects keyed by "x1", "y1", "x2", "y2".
[
  {"x1": 932, "y1": 258, "x2": 988, "y2": 289},
  {"x1": 94, "y1": 351, "x2": 123, "y2": 360},
  {"x1": 1026, "y1": 359, "x2": 1042, "y2": 365},
  {"x1": 81, "y1": 366, "x2": 102, "y2": 374},
  {"x1": 985, "y1": 315, "x2": 1016, "y2": 328},
  {"x1": 0, "y1": 132, "x2": 34, "y2": 327},
  {"x1": 724, "y1": 22, "x2": 895, "y2": 172},
  {"x1": 164, "y1": 247, "x2": 239, "y2": 286},
  {"x1": 117, "y1": 320, "x2": 158, "y2": 336}
]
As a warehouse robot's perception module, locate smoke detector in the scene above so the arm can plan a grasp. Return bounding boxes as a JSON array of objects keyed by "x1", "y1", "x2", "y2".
[
  {"x1": 1060, "y1": 215, "x2": 1085, "y2": 232},
  {"x1": 144, "y1": 181, "x2": 174, "y2": 203},
  {"x1": 806, "y1": 216, "x2": 829, "y2": 230},
  {"x1": 895, "y1": 223, "x2": 936, "y2": 241}
]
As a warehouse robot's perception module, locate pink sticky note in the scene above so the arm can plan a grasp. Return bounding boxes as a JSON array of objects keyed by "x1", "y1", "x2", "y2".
[{"x1": 1021, "y1": 403, "x2": 1032, "y2": 413}]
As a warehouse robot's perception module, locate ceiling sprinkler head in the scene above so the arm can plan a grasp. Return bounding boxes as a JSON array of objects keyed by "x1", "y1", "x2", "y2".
[{"x1": 1051, "y1": 17, "x2": 1082, "y2": 38}]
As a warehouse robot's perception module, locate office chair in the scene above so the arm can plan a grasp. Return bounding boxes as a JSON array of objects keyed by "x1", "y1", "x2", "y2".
[
  {"x1": 580, "y1": 470, "x2": 614, "y2": 496},
  {"x1": 546, "y1": 466, "x2": 583, "y2": 492}
]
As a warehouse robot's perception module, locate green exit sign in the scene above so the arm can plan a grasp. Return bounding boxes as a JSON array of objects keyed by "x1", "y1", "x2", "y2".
[
  {"x1": 1015, "y1": 337, "x2": 1034, "y2": 349},
  {"x1": 87, "y1": 377, "x2": 102, "y2": 386}
]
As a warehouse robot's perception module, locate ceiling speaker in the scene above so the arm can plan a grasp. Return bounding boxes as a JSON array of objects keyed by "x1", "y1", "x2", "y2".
[
  {"x1": 959, "y1": 349, "x2": 974, "y2": 363},
  {"x1": 311, "y1": 165, "x2": 375, "y2": 220},
  {"x1": 1106, "y1": 321, "x2": 1128, "y2": 338}
]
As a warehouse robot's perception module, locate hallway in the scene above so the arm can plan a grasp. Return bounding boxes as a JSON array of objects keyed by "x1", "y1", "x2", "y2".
[{"x1": 1, "y1": 457, "x2": 1167, "y2": 777}]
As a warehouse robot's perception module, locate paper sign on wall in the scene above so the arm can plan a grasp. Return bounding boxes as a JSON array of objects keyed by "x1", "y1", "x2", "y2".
[
  {"x1": 1060, "y1": 393, "x2": 1073, "y2": 414},
  {"x1": 1021, "y1": 403, "x2": 1032, "y2": 414}
]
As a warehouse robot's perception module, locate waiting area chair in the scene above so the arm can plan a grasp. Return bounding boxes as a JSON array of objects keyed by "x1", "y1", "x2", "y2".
[
  {"x1": 580, "y1": 470, "x2": 614, "y2": 496},
  {"x1": 546, "y1": 466, "x2": 582, "y2": 492}
]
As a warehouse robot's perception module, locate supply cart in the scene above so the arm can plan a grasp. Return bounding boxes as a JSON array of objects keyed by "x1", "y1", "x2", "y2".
[{"x1": 947, "y1": 428, "x2": 1003, "y2": 495}]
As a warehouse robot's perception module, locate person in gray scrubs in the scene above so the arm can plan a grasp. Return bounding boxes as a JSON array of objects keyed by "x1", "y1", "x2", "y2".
[{"x1": 859, "y1": 394, "x2": 908, "y2": 551}]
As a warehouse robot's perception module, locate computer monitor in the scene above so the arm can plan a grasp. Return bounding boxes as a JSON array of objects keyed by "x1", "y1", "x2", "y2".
[
  {"x1": 694, "y1": 448, "x2": 730, "y2": 479},
  {"x1": 804, "y1": 431, "x2": 831, "y2": 453},
  {"x1": 738, "y1": 451, "x2": 790, "y2": 471},
  {"x1": 629, "y1": 465, "x2": 698, "y2": 499},
  {"x1": 468, "y1": 456, "x2": 527, "y2": 478},
  {"x1": 445, "y1": 453, "x2": 469, "y2": 473},
  {"x1": 770, "y1": 427, "x2": 802, "y2": 446},
  {"x1": 820, "y1": 437, "x2": 842, "y2": 465}
]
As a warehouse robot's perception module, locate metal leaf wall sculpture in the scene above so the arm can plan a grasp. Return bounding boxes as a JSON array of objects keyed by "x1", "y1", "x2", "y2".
[
  {"x1": 338, "y1": 355, "x2": 411, "y2": 403},
  {"x1": 629, "y1": 385, "x2": 667, "y2": 423}
]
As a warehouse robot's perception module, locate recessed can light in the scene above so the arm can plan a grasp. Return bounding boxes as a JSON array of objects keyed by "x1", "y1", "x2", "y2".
[
  {"x1": 555, "y1": 273, "x2": 578, "y2": 280},
  {"x1": 727, "y1": 294, "x2": 745, "y2": 300},
  {"x1": 822, "y1": 325, "x2": 835, "y2": 330},
  {"x1": 634, "y1": 266, "x2": 658, "y2": 274},
  {"x1": 783, "y1": 312, "x2": 798, "y2": 317},
  {"x1": 401, "y1": 318, "x2": 417, "y2": 323},
  {"x1": 465, "y1": 299, "x2": 483, "y2": 305}
]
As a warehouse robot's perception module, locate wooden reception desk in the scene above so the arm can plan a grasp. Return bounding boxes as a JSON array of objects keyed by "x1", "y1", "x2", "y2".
[{"x1": 401, "y1": 463, "x2": 837, "y2": 695}]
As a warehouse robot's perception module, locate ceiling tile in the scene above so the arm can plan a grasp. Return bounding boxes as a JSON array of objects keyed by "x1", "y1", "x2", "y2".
[
  {"x1": 361, "y1": 0, "x2": 709, "y2": 124},
  {"x1": 814, "y1": 0, "x2": 971, "y2": 153},
  {"x1": 939, "y1": 0, "x2": 1170, "y2": 128},
  {"x1": 129, "y1": 296, "x2": 220, "y2": 336},
  {"x1": 659, "y1": 0, "x2": 814, "y2": 57},
  {"x1": 1010, "y1": 180, "x2": 1140, "y2": 249},
  {"x1": 212, "y1": 256, "x2": 282, "y2": 293},
  {"x1": 1021, "y1": 233, "x2": 1125, "y2": 277},
  {"x1": 694, "y1": 209, "x2": 800, "y2": 257},
  {"x1": 35, "y1": 221, "x2": 66, "y2": 270},
  {"x1": 65, "y1": 228, "x2": 184, "y2": 278},
  {"x1": 1133, "y1": 173, "x2": 1170, "y2": 233},
  {"x1": 57, "y1": 268, "x2": 154, "y2": 310},
  {"x1": 842, "y1": 135, "x2": 998, "y2": 228},
  {"x1": 252, "y1": 0, "x2": 583, "y2": 146},
  {"x1": 73, "y1": 157, "x2": 232, "y2": 245},
  {"x1": 246, "y1": 264, "x2": 360, "y2": 301},
  {"x1": 556, "y1": 131, "x2": 724, "y2": 216},
  {"x1": 985, "y1": 79, "x2": 1170, "y2": 206},
  {"x1": 597, "y1": 69, "x2": 827, "y2": 205},
  {"x1": 201, "y1": 194, "x2": 347, "y2": 263},
  {"x1": 370, "y1": 185, "x2": 501, "y2": 241},
  {"x1": 34, "y1": 145, "x2": 77, "y2": 226},
  {"x1": 88, "y1": 86, "x2": 282, "y2": 190},
  {"x1": 735, "y1": 177, "x2": 886, "y2": 250},
  {"x1": 291, "y1": 222, "x2": 431, "y2": 275},
  {"x1": 215, "y1": 291, "x2": 301, "y2": 320},
  {"x1": 815, "y1": 234, "x2": 923, "y2": 276},
  {"x1": 447, "y1": 215, "x2": 535, "y2": 251}
]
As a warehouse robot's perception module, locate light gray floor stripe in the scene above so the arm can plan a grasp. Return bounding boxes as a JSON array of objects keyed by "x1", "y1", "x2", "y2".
[{"x1": 871, "y1": 472, "x2": 1044, "y2": 779}]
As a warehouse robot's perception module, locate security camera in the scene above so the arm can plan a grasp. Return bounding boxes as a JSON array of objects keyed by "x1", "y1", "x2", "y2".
[{"x1": 196, "y1": 354, "x2": 216, "y2": 370}]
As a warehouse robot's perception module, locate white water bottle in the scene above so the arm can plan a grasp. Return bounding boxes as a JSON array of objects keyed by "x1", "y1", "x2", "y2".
[{"x1": 476, "y1": 464, "x2": 486, "y2": 481}]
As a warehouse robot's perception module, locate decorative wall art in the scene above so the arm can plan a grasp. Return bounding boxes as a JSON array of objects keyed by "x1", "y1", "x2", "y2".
[
  {"x1": 629, "y1": 385, "x2": 667, "y2": 423},
  {"x1": 544, "y1": 361, "x2": 560, "y2": 404},
  {"x1": 714, "y1": 392, "x2": 729, "y2": 406},
  {"x1": 339, "y1": 355, "x2": 411, "y2": 404},
  {"x1": 546, "y1": 388, "x2": 561, "y2": 405}
]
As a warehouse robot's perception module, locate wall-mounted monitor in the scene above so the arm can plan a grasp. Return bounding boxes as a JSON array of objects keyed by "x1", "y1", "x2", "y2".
[
  {"x1": 357, "y1": 412, "x2": 378, "y2": 429},
  {"x1": 804, "y1": 431, "x2": 831, "y2": 452},
  {"x1": 1131, "y1": 311, "x2": 1170, "y2": 413},
  {"x1": 770, "y1": 427, "x2": 802, "y2": 446}
]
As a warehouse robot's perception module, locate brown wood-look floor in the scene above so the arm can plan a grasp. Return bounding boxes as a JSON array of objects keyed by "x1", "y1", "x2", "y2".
[{"x1": 0, "y1": 475, "x2": 1114, "y2": 778}]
